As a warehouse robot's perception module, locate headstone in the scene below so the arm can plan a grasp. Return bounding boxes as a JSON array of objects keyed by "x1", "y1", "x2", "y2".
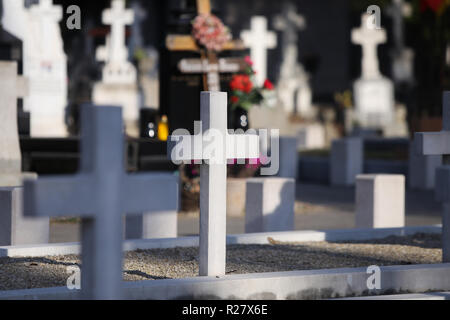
[
  {"x1": 408, "y1": 141, "x2": 441, "y2": 190},
  {"x1": 415, "y1": 91, "x2": 450, "y2": 262},
  {"x1": 0, "y1": 61, "x2": 35, "y2": 186},
  {"x1": 24, "y1": 104, "x2": 178, "y2": 299},
  {"x1": 2, "y1": 0, "x2": 68, "y2": 137},
  {"x1": 277, "y1": 136, "x2": 299, "y2": 179},
  {"x1": 355, "y1": 174, "x2": 405, "y2": 228},
  {"x1": 168, "y1": 91, "x2": 259, "y2": 276},
  {"x1": 93, "y1": 0, "x2": 140, "y2": 137},
  {"x1": 0, "y1": 187, "x2": 48, "y2": 245},
  {"x1": 274, "y1": 3, "x2": 312, "y2": 117},
  {"x1": 297, "y1": 123, "x2": 326, "y2": 150},
  {"x1": 245, "y1": 178, "x2": 295, "y2": 233},
  {"x1": 330, "y1": 138, "x2": 363, "y2": 186},
  {"x1": 125, "y1": 210, "x2": 177, "y2": 239},
  {"x1": 387, "y1": 0, "x2": 414, "y2": 84},
  {"x1": 352, "y1": 13, "x2": 394, "y2": 129},
  {"x1": 241, "y1": 16, "x2": 277, "y2": 86}
]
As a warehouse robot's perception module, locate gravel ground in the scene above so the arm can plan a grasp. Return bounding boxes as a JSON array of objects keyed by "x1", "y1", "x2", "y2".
[{"x1": 0, "y1": 233, "x2": 442, "y2": 291}]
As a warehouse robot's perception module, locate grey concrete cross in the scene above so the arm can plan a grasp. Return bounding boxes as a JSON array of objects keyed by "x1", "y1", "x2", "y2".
[
  {"x1": 273, "y1": 2, "x2": 306, "y2": 50},
  {"x1": 168, "y1": 92, "x2": 259, "y2": 276},
  {"x1": 415, "y1": 91, "x2": 450, "y2": 262},
  {"x1": 23, "y1": 104, "x2": 178, "y2": 299}
]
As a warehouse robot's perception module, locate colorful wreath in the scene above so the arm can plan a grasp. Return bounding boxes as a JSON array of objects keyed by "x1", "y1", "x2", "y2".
[{"x1": 192, "y1": 13, "x2": 232, "y2": 52}]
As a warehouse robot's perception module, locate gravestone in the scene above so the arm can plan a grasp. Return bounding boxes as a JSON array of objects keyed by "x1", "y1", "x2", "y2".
[
  {"x1": 0, "y1": 187, "x2": 48, "y2": 245},
  {"x1": 387, "y1": 0, "x2": 414, "y2": 85},
  {"x1": 274, "y1": 3, "x2": 312, "y2": 117},
  {"x1": 415, "y1": 91, "x2": 450, "y2": 262},
  {"x1": 330, "y1": 138, "x2": 363, "y2": 186},
  {"x1": 408, "y1": 141, "x2": 441, "y2": 190},
  {"x1": 24, "y1": 104, "x2": 178, "y2": 299},
  {"x1": 356, "y1": 174, "x2": 405, "y2": 228},
  {"x1": 297, "y1": 123, "x2": 326, "y2": 150},
  {"x1": 245, "y1": 178, "x2": 295, "y2": 233},
  {"x1": 93, "y1": 0, "x2": 140, "y2": 137},
  {"x1": 241, "y1": 16, "x2": 277, "y2": 86},
  {"x1": 0, "y1": 17, "x2": 29, "y2": 135},
  {"x1": 0, "y1": 61, "x2": 34, "y2": 186},
  {"x1": 277, "y1": 137, "x2": 299, "y2": 179},
  {"x1": 352, "y1": 13, "x2": 394, "y2": 129},
  {"x1": 0, "y1": 61, "x2": 46, "y2": 245},
  {"x1": 2, "y1": 0, "x2": 68, "y2": 137},
  {"x1": 168, "y1": 91, "x2": 259, "y2": 276}
]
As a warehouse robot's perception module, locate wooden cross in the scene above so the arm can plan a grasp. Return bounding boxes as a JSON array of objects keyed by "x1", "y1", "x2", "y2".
[
  {"x1": 23, "y1": 105, "x2": 178, "y2": 299},
  {"x1": 415, "y1": 91, "x2": 450, "y2": 262},
  {"x1": 166, "y1": 0, "x2": 246, "y2": 91},
  {"x1": 168, "y1": 92, "x2": 259, "y2": 276},
  {"x1": 352, "y1": 13, "x2": 387, "y2": 79}
]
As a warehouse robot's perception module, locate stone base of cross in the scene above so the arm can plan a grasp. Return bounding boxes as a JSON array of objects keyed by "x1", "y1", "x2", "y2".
[
  {"x1": 24, "y1": 104, "x2": 178, "y2": 299},
  {"x1": 168, "y1": 92, "x2": 259, "y2": 276},
  {"x1": 415, "y1": 91, "x2": 450, "y2": 262},
  {"x1": 0, "y1": 61, "x2": 32, "y2": 186}
]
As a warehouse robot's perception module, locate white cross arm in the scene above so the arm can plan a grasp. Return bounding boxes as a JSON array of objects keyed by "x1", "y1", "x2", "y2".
[
  {"x1": 168, "y1": 134, "x2": 259, "y2": 162},
  {"x1": 23, "y1": 175, "x2": 95, "y2": 218},
  {"x1": 123, "y1": 173, "x2": 179, "y2": 214},
  {"x1": 414, "y1": 131, "x2": 450, "y2": 156}
]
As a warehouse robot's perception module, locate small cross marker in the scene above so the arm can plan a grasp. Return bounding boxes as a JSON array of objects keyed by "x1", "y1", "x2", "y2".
[
  {"x1": 415, "y1": 91, "x2": 450, "y2": 262},
  {"x1": 168, "y1": 92, "x2": 259, "y2": 276},
  {"x1": 24, "y1": 104, "x2": 178, "y2": 299}
]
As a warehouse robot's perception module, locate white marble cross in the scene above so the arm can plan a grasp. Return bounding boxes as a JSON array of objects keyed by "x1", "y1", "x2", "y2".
[
  {"x1": 352, "y1": 13, "x2": 387, "y2": 79},
  {"x1": 23, "y1": 105, "x2": 178, "y2": 299},
  {"x1": 98, "y1": 0, "x2": 134, "y2": 64},
  {"x1": 29, "y1": 0, "x2": 63, "y2": 57},
  {"x1": 168, "y1": 92, "x2": 259, "y2": 276},
  {"x1": 0, "y1": 62, "x2": 28, "y2": 182},
  {"x1": 241, "y1": 16, "x2": 277, "y2": 86},
  {"x1": 273, "y1": 3, "x2": 306, "y2": 49},
  {"x1": 415, "y1": 91, "x2": 450, "y2": 262}
]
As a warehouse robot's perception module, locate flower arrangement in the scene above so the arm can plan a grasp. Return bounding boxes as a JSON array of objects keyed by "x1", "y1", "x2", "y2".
[
  {"x1": 192, "y1": 13, "x2": 232, "y2": 52},
  {"x1": 229, "y1": 56, "x2": 275, "y2": 112},
  {"x1": 420, "y1": 0, "x2": 449, "y2": 14}
]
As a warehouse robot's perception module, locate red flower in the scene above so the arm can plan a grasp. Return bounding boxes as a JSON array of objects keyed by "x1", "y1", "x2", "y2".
[
  {"x1": 263, "y1": 79, "x2": 274, "y2": 90},
  {"x1": 230, "y1": 74, "x2": 253, "y2": 93},
  {"x1": 420, "y1": 0, "x2": 446, "y2": 13},
  {"x1": 230, "y1": 95, "x2": 239, "y2": 104}
]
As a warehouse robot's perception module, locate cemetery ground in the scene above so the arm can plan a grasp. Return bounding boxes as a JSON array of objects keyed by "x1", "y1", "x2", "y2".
[
  {"x1": 0, "y1": 182, "x2": 442, "y2": 292},
  {"x1": 0, "y1": 233, "x2": 443, "y2": 291}
]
